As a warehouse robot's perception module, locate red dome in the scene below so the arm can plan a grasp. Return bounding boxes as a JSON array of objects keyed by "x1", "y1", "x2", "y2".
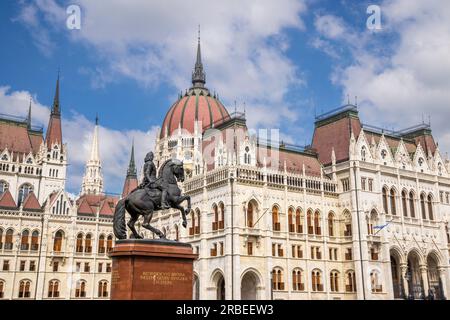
[{"x1": 160, "y1": 89, "x2": 230, "y2": 138}]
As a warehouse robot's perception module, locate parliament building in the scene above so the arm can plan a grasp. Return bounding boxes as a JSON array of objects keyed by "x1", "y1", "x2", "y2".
[{"x1": 0, "y1": 39, "x2": 449, "y2": 300}]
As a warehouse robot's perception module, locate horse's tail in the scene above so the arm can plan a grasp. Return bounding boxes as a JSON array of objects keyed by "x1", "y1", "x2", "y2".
[{"x1": 113, "y1": 199, "x2": 127, "y2": 240}]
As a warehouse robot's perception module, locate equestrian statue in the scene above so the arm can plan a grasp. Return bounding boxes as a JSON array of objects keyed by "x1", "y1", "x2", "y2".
[{"x1": 113, "y1": 152, "x2": 191, "y2": 240}]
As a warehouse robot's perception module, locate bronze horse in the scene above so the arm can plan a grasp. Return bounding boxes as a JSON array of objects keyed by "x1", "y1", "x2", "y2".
[{"x1": 113, "y1": 159, "x2": 191, "y2": 240}]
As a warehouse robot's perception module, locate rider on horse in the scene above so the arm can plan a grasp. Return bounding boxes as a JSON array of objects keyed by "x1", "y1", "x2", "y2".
[{"x1": 139, "y1": 151, "x2": 170, "y2": 209}]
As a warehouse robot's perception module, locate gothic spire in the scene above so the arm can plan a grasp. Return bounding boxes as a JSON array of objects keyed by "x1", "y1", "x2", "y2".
[
  {"x1": 81, "y1": 116, "x2": 103, "y2": 195},
  {"x1": 126, "y1": 141, "x2": 137, "y2": 178},
  {"x1": 27, "y1": 98, "x2": 32, "y2": 130},
  {"x1": 192, "y1": 26, "x2": 206, "y2": 88},
  {"x1": 52, "y1": 71, "x2": 61, "y2": 115}
]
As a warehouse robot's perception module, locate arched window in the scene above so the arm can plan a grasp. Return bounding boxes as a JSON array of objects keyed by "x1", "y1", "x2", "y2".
[
  {"x1": 18, "y1": 184, "x2": 33, "y2": 206},
  {"x1": 346, "y1": 271, "x2": 357, "y2": 292},
  {"x1": 19, "y1": 280, "x2": 31, "y2": 298},
  {"x1": 98, "y1": 235, "x2": 105, "y2": 254},
  {"x1": 75, "y1": 280, "x2": 86, "y2": 298},
  {"x1": 20, "y1": 230, "x2": 30, "y2": 251},
  {"x1": 288, "y1": 208, "x2": 294, "y2": 232},
  {"x1": 367, "y1": 210, "x2": 378, "y2": 235},
  {"x1": 307, "y1": 210, "x2": 313, "y2": 235},
  {"x1": 107, "y1": 235, "x2": 113, "y2": 253},
  {"x1": 382, "y1": 187, "x2": 388, "y2": 214},
  {"x1": 212, "y1": 204, "x2": 219, "y2": 230},
  {"x1": 295, "y1": 208, "x2": 303, "y2": 233},
  {"x1": 219, "y1": 202, "x2": 225, "y2": 229},
  {"x1": 314, "y1": 211, "x2": 321, "y2": 235},
  {"x1": 292, "y1": 269, "x2": 304, "y2": 291},
  {"x1": 5, "y1": 229, "x2": 14, "y2": 250},
  {"x1": 195, "y1": 209, "x2": 201, "y2": 234},
  {"x1": 53, "y1": 230, "x2": 63, "y2": 252},
  {"x1": 98, "y1": 281, "x2": 108, "y2": 298},
  {"x1": 409, "y1": 191, "x2": 416, "y2": 218},
  {"x1": 311, "y1": 270, "x2": 323, "y2": 292},
  {"x1": 76, "y1": 233, "x2": 83, "y2": 253},
  {"x1": 272, "y1": 268, "x2": 284, "y2": 291},
  {"x1": 343, "y1": 210, "x2": 352, "y2": 237},
  {"x1": 427, "y1": 194, "x2": 434, "y2": 220},
  {"x1": 402, "y1": 190, "x2": 408, "y2": 217},
  {"x1": 330, "y1": 271, "x2": 339, "y2": 292},
  {"x1": 0, "y1": 229, "x2": 3, "y2": 250},
  {"x1": 48, "y1": 280, "x2": 60, "y2": 298},
  {"x1": 0, "y1": 280, "x2": 4, "y2": 298},
  {"x1": 0, "y1": 180, "x2": 8, "y2": 196},
  {"x1": 247, "y1": 201, "x2": 255, "y2": 228},
  {"x1": 370, "y1": 270, "x2": 382, "y2": 293},
  {"x1": 420, "y1": 193, "x2": 427, "y2": 220},
  {"x1": 31, "y1": 231, "x2": 39, "y2": 251},
  {"x1": 328, "y1": 212, "x2": 334, "y2": 237},
  {"x1": 361, "y1": 146, "x2": 367, "y2": 161},
  {"x1": 390, "y1": 189, "x2": 396, "y2": 215},
  {"x1": 85, "y1": 234, "x2": 92, "y2": 253},
  {"x1": 272, "y1": 206, "x2": 280, "y2": 231}
]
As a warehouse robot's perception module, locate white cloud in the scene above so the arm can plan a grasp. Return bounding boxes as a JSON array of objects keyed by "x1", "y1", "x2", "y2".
[
  {"x1": 313, "y1": 0, "x2": 450, "y2": 153},
  {"x1": 17, "y1": 0, "x2": 308, "y2": 130},
  {"x1": 0, "y1": 86, "x2": 157, "y2": 194}
]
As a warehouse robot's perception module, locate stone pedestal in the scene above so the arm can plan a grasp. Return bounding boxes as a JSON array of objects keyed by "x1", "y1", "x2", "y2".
[{"x1": 109, "y1": 239, "x2": 198, "y2": 300}]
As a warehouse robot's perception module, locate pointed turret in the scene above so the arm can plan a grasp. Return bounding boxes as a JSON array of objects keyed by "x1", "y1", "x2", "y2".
[
  {"x1": 26, "y1": 99, "x2": 32, "y2": 130},
  {"x1": 192, "y1": 26, "x2": 206, "y2": 88},
  {"x1": 122, "y1": 141, "x2": 139, "y2": 198},
  {"x1": 81, "y1": 116, "x2": 103, "y2": 195},
  {"x1": 45, "y1": 74, "x2": 63, "y2": 150}
]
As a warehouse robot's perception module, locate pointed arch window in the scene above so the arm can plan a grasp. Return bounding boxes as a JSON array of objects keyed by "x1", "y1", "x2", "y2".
[
  {"x1": 314, "y1": 211, "x2": 321, "y2": 235},
  {"x1": 382, "y1": 187, "x2": 388, "y2": 214},
  {"x1": 295, "y1": 209, "x2": 303, "y2": 233},
  {"x1": 53, "y1": 230, "x2": 63, "y2": 252},
  {"x1": 5, "y1": 229, "x2": 14, "y2": 250},
  {"x1": 31, "y1": 231, "x2": 39, "y2": 251},
  {"x1": 76, "y1": 234, "x2": 84, "y2": 253},
  {"x1": 328, "y1": 212, "x2": 334, "y2": 237},
  {"x1": 288, "y1": 208, "x2": 294, "y2": 232},
  {"x1": 98, "y1": 235, "x2": 105, "y2": 254},
  {"x1": 75, "y1": 280, "x2": 86, "y2": 298},
  {"x1": 272, "y1": 206, "x2": 280, "y2": 231},
  {"x1": 20, "y1": 230, "x2": 30, "y2": 251},
  {"x1": 18, "y1": 184, "x2": 33, "y2": 207},
  {"x1": 98, "y1": 280, "x2": 108, "y2": 298},
  {"x1": 409, "y1": 191, "x2": 416, "y2": 218},
  {"x1": 212, "y1": 204, "x2": 219, "y2": 231},
  {"x1": 107, "y1": 235, "x2": 113, "y2": 253},
  {"x1": 390, "y1": 189, "x2": 397, "y2": 215},
  {"x1": 247, "y1": 202, "x2": 255, "y2": 228},
  {"x1": 402, "y1": 190, "x2": 408, "y2": 217},
  {"x1": 361, "y1": 146, "x2": 367, "y2": 161},
  {"x1": 48, "y1": 280, "x2": 60, "y2": 298},
  {"x1": 85, "y1": 234, "x2": 92, "y2": 253},
  {"x1": 427, "y1": 194, "x2": 434, "y2": 221},
  {"x1": 307, "y1": 210, "x2": 313, "y2": 235},
  {"x1": 420, "y1": 194, "x2": 427, "y2": 220},
  {"x1": 0, "y1": 228, "x2": 3, "y2": 250}
]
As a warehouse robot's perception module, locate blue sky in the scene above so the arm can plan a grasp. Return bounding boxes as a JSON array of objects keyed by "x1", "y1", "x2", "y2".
[{"x1": 1, "y1": 0, "x2": 449, "y2": 195}]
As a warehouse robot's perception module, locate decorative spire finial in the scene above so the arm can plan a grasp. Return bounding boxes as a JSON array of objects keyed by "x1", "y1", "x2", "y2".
[
  {"x1": 95, "y1": 113, "x2": 99, "y2": 126},
  {"x1": 27, "y1": 97, "x2": 32, "y2": 130},
  {"x1": 192, "y1": 26, "x2": 206, "y2": 88},
  {"x1": 52, "y1": 71, "x2": 61, "y2": 115},
  {"x1": 126, "y1": 140, "x2": 137, "y2": 178}
]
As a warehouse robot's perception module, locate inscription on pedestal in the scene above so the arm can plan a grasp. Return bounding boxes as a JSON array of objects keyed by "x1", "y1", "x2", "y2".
[{"x1": 140, "y1": 271, "x2": 190, "y2": 286}]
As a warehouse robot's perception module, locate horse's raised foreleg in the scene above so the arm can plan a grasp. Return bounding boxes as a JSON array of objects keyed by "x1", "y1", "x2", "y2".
[{"x1": 173, "y1": 195, "x2": 190, "y2": 229}]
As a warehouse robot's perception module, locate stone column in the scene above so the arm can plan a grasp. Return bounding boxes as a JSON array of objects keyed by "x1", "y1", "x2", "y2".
[
  {"x1": 438, "y1": 267, "x2": 448, "y2": 299},
  {"x1": 420, "y1": 265, "x2": 429, "y2": 297},
  {"x1": 400, "y1": 264, "x2": 409, "y2": 298}
]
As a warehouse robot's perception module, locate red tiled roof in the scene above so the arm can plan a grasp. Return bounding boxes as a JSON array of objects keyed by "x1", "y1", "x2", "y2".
[
  {"x1": 45, "y1": 114, "x2": 63, "y2": 150},
  {"x1": 0, "y1": 119, "x2": 43, "y2": 155},
  {"x1": 122, "y1": 177, "x2": 138, "y2": 198},
  {"x1": 76, "y1": 194, "x2": 119, "y2": 216},
  {"x1": 414, "y1": 135, "x2": 437, "y2": 156},
  {"x1": 257, "y1": 146, "x2": 323, "y2": 176},
  {"x1": 77, "y1": 198, "x2": 94, "y2": 215},
  {"x1": 0, "y1": 190, "x2": 17, "y2": 209},
  {"x1": 312, "y1": 113, "x2": 361, "y2": 165},
  {"x1": 22, "y1": 192, "x2": 42, "y2": 211},
  {"x1": 160, "y1": 91, "x2": 230, "y2": 138},
  {"x1": 99, "y1": 199, "x2": 114, "y2": 216}
]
